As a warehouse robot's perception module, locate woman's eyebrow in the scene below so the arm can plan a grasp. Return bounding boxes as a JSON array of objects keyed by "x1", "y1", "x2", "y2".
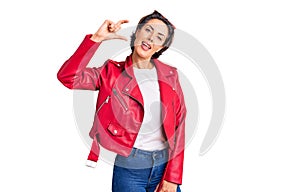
[
  {"x1": 158, "y1": 32, "x2": 165, "y2": 37},
  {"x1": 146, "y1": 24, "x2": 154, "y2": 31}
]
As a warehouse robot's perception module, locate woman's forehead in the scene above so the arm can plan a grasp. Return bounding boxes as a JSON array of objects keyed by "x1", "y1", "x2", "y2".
[{"x1": 143, "y1": 19, "x2": 169, "y2": 35}]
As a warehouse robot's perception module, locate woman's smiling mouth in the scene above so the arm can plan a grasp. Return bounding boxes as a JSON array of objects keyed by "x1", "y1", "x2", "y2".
[{"x1": 141, "y1": 41, "x2": 151, "y2": 51}]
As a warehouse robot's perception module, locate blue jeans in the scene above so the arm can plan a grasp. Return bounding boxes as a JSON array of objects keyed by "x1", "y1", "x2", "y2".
[{"x1": 112, "y1": 148, "x2": 181, "y2": 192}]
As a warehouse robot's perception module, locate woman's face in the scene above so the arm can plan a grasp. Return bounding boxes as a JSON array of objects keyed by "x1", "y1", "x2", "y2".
[{"x1": 133, "y1": 19, "x2": 169, "y2": 60}]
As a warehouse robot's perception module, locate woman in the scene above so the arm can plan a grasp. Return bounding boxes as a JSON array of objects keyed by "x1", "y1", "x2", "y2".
[{"x1": 57, "y1": 10, "x2": 186, "y2": 192}]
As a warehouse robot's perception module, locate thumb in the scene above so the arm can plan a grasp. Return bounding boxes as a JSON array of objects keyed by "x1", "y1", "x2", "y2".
[
  {"x1": 154, "y1": 185, "x2": 158, "y2": 192},
  {"x1": 154, "y1": 183, "x2": 161, "y2": 192}
]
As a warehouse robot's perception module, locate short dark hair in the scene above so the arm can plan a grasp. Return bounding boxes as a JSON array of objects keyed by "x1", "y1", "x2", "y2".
[{"x1": 130, "y1": 10, "x2": 175, "y2": 59}]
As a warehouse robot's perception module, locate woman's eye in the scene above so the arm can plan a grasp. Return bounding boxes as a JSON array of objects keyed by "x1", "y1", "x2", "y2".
[
  {"x1": 157, "y1": 36, "x2": 162, "y2": 41},
  {"x1": 145, "y1": 28, "x2": 151, "y2": 32}
]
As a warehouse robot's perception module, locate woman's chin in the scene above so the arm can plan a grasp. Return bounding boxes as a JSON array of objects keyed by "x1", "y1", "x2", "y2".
[{"x1": 134, "y1": 49, "x2": 152, "y2": 60}]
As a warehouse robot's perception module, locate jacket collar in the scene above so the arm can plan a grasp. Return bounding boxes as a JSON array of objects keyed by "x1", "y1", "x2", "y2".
[
  {"x1": 124, "y1": 55, "x2": 176, "y2": 81},
  {"x1": 122, "y1": 55, "x2": 176, "y2": 109}
]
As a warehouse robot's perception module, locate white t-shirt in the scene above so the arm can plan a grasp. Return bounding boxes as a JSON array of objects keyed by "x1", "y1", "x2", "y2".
[{"x1": 133, "y1": 66, "x2": 168, "y2": 151}]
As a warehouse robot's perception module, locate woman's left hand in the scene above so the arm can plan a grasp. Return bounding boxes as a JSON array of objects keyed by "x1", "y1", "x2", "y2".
[{"x1": 155, "y1": 180, "x2": 178, "y2": 192}]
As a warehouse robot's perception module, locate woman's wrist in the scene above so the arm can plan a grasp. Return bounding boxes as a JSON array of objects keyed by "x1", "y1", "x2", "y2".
[{"x1": 90, "y1": 34, "x2": 105, "y2": 42}]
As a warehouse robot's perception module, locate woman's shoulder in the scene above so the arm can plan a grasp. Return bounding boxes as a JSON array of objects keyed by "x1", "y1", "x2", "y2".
[
  {"x1": 104, "y1": 59, "x2": 126, "y2": 69},
  {"x1": 154, "y1": 59, "x2": 177, "y2": 70}
]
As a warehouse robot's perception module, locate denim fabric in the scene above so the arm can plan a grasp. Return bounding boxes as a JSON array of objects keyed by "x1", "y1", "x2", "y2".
[{"x1": 112, "y1": 148, "x2": 181, "y2": 192}]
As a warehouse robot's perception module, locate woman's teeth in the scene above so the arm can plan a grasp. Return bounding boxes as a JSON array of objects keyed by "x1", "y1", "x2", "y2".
[{"x1": 142, "y1": 41, "x2": 151, "y2": 49}]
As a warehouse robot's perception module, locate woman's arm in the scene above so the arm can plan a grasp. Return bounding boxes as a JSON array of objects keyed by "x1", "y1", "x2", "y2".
[{"x1": 57, "y1": 19, "x2": 128, "y2": 90}]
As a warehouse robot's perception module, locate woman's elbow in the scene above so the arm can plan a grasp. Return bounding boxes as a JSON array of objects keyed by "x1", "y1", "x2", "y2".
[{"x1": 57, "y1": 72, "x2": 74, "y2": 89}]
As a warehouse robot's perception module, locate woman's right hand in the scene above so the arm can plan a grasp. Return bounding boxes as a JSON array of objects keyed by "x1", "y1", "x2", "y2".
[{"x1": 90, "y1": 19, "x2": 129, "y2": 42}]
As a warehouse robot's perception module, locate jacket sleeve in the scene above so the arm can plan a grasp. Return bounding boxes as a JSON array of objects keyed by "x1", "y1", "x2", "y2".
[
  {"x1": 57, "y1": 34, "x2": 104, "y2": 90},
  {"x1": 163, "y1": 70, "x2": 187, "y2": 185}
]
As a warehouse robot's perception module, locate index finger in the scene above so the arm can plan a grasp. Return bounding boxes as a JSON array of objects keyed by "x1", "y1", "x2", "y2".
[{"x1": 116, "y1": 19, "x2": 129, "y2": 26}]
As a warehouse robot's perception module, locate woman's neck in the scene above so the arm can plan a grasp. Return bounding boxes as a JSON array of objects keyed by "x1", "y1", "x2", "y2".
[{"x1": 131, "y1": 53, "x2": 154, "y2": 69}]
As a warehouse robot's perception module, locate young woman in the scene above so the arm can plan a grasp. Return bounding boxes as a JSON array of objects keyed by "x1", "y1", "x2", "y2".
[{"x1": 57, "y1": 10, "x2": 186, "y2": 192}]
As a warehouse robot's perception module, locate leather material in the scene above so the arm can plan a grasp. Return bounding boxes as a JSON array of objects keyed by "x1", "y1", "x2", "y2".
[{"x1": 57, "y1": 35, "x2": 187, "y2": 184}]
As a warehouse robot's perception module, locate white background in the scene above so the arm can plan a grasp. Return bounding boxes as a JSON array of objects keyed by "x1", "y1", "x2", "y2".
[{"x1": 1, "y1": 0, "x2": 300, "y2": 191}]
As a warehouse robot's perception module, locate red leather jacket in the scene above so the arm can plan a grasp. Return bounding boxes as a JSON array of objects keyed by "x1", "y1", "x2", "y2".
[{"x1": 57, "y1": 35, "x2": 186, "y2": 185}]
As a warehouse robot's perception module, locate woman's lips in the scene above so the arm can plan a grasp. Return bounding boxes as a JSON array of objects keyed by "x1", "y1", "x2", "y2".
[{"x1": 141, "y1": 41, "x2": 151, "y2": 51}]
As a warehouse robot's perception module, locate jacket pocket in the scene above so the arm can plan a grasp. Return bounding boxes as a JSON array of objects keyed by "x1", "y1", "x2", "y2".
[
  {"x1": 112, "y1": 88, "x2": 128, "y2": 111},
  {"x1": 107, "y1": 122, "x2": 125, "y2": 137}
]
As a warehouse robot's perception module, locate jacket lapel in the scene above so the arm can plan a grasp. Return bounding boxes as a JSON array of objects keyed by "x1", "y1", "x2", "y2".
[
  {"x1": 122, "y1": 55, "x2": 176, "y2": 109},
  {"x1": 152, "y1": 59, "x2": 177, "y2": 148},
  {"x1": 152, "y1": 58, "x2": 176, "y2": 109},
  {"x1": 121, "y1": 56, "x2": 144, "y2": 107}
]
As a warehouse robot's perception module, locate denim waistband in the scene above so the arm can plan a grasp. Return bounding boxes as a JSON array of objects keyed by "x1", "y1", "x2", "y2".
[
  {"x1": 131, "y1": 147, "x2": 168, "y2": 158},
  {"x1": 114, "y1": 147, "x2": 169, "y2": 169}
]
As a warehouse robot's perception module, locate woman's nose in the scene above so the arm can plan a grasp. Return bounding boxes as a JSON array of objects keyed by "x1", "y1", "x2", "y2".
[{"x1": 147, "y1": 34, "x2": 154, "y2": 42}]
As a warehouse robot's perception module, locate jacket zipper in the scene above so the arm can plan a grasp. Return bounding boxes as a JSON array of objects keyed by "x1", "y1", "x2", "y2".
[
  {"x1": 96, "y1": 95, "x2": 110, "y2": 113},
  {"x1": 122, "y1": 92, "x2": 143, "y2": 109},
  {"x1": 113, "y1": 88, "x2": 128, "y2": 111}
]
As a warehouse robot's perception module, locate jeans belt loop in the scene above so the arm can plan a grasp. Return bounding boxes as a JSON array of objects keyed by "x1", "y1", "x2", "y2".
[{"x1": 133, "y1": 148, "x2": 138, "y2": 157}]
